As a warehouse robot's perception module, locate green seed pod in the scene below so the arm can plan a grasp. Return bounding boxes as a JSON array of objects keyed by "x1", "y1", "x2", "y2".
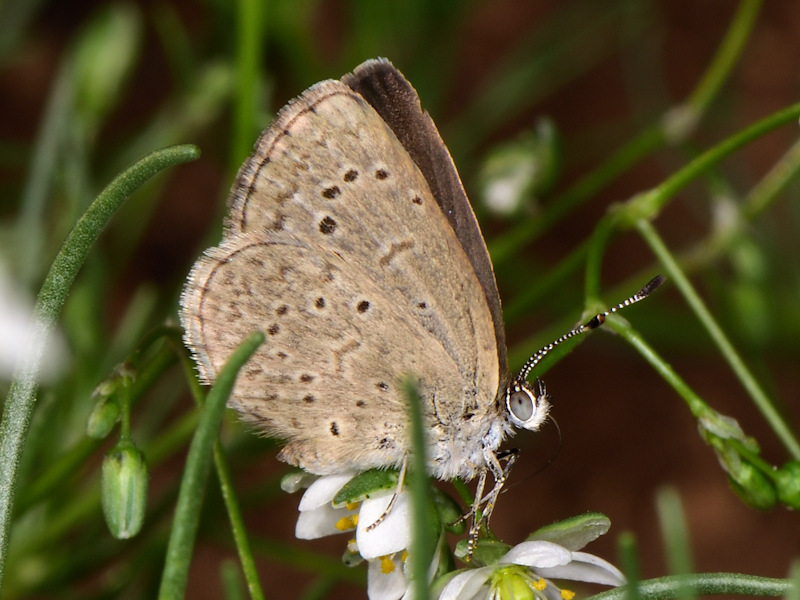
[
  {"x1": 101, "y1": 442, "x2": 148, "y2": 539},
  {"x1": 774, "y1": 460, "x2": 800, "y2": 510},
  {"x1": 86, "y1": 394, "x2": 120, "y2": 439},
  {"x1": 728, "y1": 462, "x2": 776, "y2": 511}
]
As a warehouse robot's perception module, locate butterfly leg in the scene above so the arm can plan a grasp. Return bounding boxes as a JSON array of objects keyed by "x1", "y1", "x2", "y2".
[
  {"x1": 465, "y1": 447, "x2": 519, "y2": 558},
  {"x1": 365, "y1": 458, "x2": 408, "y2": 531}
]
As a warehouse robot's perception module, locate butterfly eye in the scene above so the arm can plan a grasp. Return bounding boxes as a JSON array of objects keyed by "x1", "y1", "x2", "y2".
[
  {"x1": 507, "y1": 388, "x2": 534, "y2": 422},
  {"x1": 505, "y1": 378, "x2": 550, "y2": 431}
]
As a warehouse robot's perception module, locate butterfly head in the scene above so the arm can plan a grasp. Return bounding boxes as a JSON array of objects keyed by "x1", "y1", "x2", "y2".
[
  {"x1": 504, "y1": 276, "x2": 665, "y2": 431},
  {"x1": 504, "y1": 377, "x2": 550, "y2": 431}
]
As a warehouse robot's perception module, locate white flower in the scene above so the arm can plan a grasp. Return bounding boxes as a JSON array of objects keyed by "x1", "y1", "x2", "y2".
[
  {"x1": 438, "y1": 540, "x2": 625, "y2": 600},
  {"x1": 0, "y1": 262, "x2": 67, "y2": 382},
  {"x1": 287, "y1": 472, "x2": 420, "y2": 600}
]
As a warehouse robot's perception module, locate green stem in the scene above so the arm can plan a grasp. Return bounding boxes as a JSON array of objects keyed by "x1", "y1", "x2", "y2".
[
  {"x1": 605, "y1": 318, "x2": 709, "y2": 421},
  {"x1": 173, "y1": 318, "x2": 264, "y2": 599},
  {"x1": 213, "y1": 447, "x2": 265, "y2": 600},
  {"x1": 231, "y1": 0, "x2": 264, "y2": 173},
  {"x1": 158, "y1": 331, "x2": 264, "y2": 600},
  {"x1": 618, "y1": 102, "x2": 800, "y2": 227},
  {"x1": 591, "y1": 573, "x2": 793, "y2": 600},
  {"x1": 636, "y1": 220, "x2": 800, "y2": 459},
  {"x1": 685, "y1": 0, "x2": 762, "y2": 114},
  {"x1": 617, "y1": 532, "x2": 642, "y2": 600},
  {"x1": 404, "y1": 379, "x2": 433, "y2": 600},
  {"x1": 0, "y1": 144, "x2": 200, "y2": 591},
  {"x1": 655, "y1": 488, "x2": 695, "y2": 600}
]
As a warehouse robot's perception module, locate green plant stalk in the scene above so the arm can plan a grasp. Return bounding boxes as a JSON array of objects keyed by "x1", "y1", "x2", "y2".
[
  {"x1": 0, "y1": 144, "x2": 200, "y2": 590},
  {"x1": 788, "y1": 560, "x2": 800, "y2": 600},
  {"x1": 655, "y1": 488, "x2": 695, "y2": 600},
  {"x1": 622, "y1": 102, "x2": 800, "y2": 225},
  {"x1": 743, "y1": 135, "x2": 800, "y2": 221},
  {"x1": 585, "y1": 105, "x2": 800, "y2": 293},
  {"x1": 605, "y1": 318, "x2": 709, "y2": 420},
  {"x1": 405, "y1": 379, "x2": 433, "y2": 600},
  {"x1": 213, "y1": 446, "x2": 265, "y2": 600},
  {"x1": 173, "y1": 319, "x2": 264, "y2": 599},
  {"x1": 231, "y1": 0, "x2": 264, "y2": 173},
  {"x1": 670, "y1": 134, "x2": 800, "y2": 279},
  {"x1": 158, "y1": 330, "x2": 264, "y2": 600},
  {"x1": 618, "y1": 532, "x2": 642, "y2": 600},
  {"x1": 685, "y1": 0, "x2": 762, "y2": 114},
  {"x1": 220, "y1": 559, "x2": 246, "y2": 600},
  {"x1": 590, "y1": 573, "x2": 794, "y2": 600},
  {"x1": 490, "y1": 0, "x2": 763, "y2": 267},
  {"x1": 635, "y1": 220, "x2": 800, "y2": 459}
]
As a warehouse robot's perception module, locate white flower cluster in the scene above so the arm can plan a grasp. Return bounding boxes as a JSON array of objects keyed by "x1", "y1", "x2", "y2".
[{"x1": 284, "y1": 472, "x2": 625, "y2": 600}]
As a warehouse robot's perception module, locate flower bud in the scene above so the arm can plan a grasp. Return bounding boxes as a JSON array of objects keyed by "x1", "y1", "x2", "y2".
[
  {"x1": 774, "y1": 460, "x2": 800, "y2": 510},
  {"x1": 86, "y1": 393, "x2": 120, "y2": 439},
  {"x1": 478, "y1": 119, "x2": 559, "y2": 216},
  {"x1": 728, "y1": 461, "x2": 776, "y2": 510},
  {"x1": 101, "y1": 442, "x2": 148, "y2": 539}
]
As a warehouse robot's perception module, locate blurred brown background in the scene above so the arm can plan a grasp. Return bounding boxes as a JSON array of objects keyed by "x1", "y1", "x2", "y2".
[{"x1": 1, "y1": 1, "x2": 799, "y2": 598}]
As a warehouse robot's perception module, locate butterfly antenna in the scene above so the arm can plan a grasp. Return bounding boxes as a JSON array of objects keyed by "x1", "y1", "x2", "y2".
[{"x1": 517, "y1": 275, "x2": 665, "y2": 382}]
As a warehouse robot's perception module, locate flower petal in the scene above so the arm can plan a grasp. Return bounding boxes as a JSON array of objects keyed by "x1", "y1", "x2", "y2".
[
  {"x1": 368, "y1": 554, "x2": 408, "y2": 600},
  {"x1": 357, "y1": 492, "x2": 411, "y2": 559},
  {"x1": 297, "y1": 472, "x2": 355, "y2": 511},
  {"x1": 501, "y1": 541, "x2": 572, "y2": 569},
  {"x1": 295, "y1": 501, "x2": 356, "y2": 539},
  {"x1": 533, "y1": 551, "x2": 626, "y2": 586},
  {"x1": 436, "y1": 567, "x2": 492, "y2": 600}
]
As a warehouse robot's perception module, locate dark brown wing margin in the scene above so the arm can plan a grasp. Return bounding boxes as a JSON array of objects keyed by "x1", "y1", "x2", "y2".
[{"x1": 342, "y1": 58, "x2": 508, "y2": 376}]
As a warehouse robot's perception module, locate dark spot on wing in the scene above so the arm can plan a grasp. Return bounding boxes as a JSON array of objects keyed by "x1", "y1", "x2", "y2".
[
  {"x1": 319, "y1": 216, "x2": 336, "y2": 234},
  {"x1": 322, "y1": 186, "x2": 340, "y2": 199}
]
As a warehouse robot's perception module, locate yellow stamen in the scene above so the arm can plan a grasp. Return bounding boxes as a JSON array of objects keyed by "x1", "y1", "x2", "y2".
[
  {"x1": 380, "y1": 555, "x2": 395, "y2": 574},
  {"x1": 561, "y1": 589, "x2": 576, "y2": 600},
  {"x1": 400, "y1": 550, "x2": 409, "y2": 563},
  {"x1": 335, "y1": 515, "x2": 357, "y2": 531},
  {"x1": 533, "y1": 578, "x2": 548, "y2": 591},
  {"x1": 346, "y1": 501, "x2": 360, "y2": 511}
]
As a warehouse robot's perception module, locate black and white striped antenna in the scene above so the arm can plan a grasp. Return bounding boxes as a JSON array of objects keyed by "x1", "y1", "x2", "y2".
[{"x1": 517, "y1": 275, "x2": 665, "y2": 382}]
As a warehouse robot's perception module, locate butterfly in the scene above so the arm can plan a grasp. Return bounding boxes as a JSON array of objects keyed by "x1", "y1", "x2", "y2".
[{"x1": 179, "y1": 57, "x2": 663, "y2": 547}]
